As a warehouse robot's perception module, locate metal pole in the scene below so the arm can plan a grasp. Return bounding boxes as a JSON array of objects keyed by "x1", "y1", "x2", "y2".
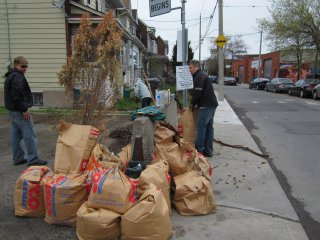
[
  {"x1": 218, "y1": 0, "x2": 224, "y2": 101},
  {"x1": 257, "y1": 30, "x2": 263, "y2": 78},
  {"x1": 182, "y1": 0, "x2": 187, "y2": 107},
  {"x1": 199, "y1": 14, "x2": 201, "y2": 61}
]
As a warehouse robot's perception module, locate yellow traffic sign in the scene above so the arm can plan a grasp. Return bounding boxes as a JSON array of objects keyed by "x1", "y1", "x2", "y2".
[{"x1": 214, "y1": 34, "x2": 227, "y2": 48}]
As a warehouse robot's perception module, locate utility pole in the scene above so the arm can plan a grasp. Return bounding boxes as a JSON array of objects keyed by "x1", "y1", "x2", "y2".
[
  {"x1": 199, "y1": 14, "x2": 201, "y2": 61},
  {"x1": 257, "y1": 30, "x2": 263, "y2": 78},
  {"x1": 218, "y1": 0, "x2": 224, "y2": 101},
  {"x1": 182, "y1": 0, "x2": 187, "y2": 107}
]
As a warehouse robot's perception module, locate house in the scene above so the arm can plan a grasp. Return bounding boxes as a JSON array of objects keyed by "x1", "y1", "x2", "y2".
[
  {"x1": 138, "y1": 19, "x2": 169, "y2": 80},
  {"x1": 116, "y1": 0, "x2": 148, "y2": 87},
  {"x1": 0, "y1": 0, "x2": 69, "y2": 107},
  {"x1": 0, "y1": 0, "x2": 169, "y2": 108}
]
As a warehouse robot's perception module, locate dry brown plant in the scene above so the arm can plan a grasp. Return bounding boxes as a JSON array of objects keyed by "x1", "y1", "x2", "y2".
[{"x1": 58, "y1": 12, "x2": 123, "y2": 129}]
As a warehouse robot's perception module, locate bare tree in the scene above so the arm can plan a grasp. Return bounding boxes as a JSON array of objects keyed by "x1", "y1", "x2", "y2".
[
  {"x1": 223, "y1": 36, "x2": 247, "y2": 60},
  {"x1": 58, "y1": 12, "x2": 123, "y2": 128},
  {"x1": 207, "y1": 35, "x2": 247, "y2": 76}
]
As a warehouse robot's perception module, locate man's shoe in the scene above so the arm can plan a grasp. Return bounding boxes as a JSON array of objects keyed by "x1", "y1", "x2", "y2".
[
  {"x1": 13, "y1": 159, "x2": 27, "y2": 166},
  {"x1": 203, "y1": 153, "x2": 213, "y2": 157},
  {"x1": 28, "y1": 160, "x2": 48, "y2": 166}
]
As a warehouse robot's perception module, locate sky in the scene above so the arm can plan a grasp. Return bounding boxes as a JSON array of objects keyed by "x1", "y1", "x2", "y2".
[{"x1": 132, "y1": 0, "x2": 272, "y2": 60}]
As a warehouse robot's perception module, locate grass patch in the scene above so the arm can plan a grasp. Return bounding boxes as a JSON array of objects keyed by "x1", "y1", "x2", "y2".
[
  {"x1": 0, "y1": 107, "x2": 8, "y2": 114},
  {"x1": 0, "y1": 83, "x2": 190, "y2": 115},
  {"x1": 31, "y1": 108, "x2": 74, "y2": 114},
  {"x1": 112, "y1": 97, "x2": 140, "y2": 111}
]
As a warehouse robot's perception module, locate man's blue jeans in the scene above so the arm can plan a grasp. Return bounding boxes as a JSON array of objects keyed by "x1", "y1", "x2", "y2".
[
  {"x1": 195, "y1": 107, "x2": 217, "y2": 156},
  {"x1": 8, "y1": 111, "x2": 39, "y2": 164}
]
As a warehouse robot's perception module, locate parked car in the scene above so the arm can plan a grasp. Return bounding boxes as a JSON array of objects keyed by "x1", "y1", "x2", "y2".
[
  {"x1": 249, "y1": 78, "x2": 270, "y2": 90},
  {"x1": 224, "y1": 77, "x2": 237, "y2": 86},
  {"x1": 288, "y1": 79, "x2": 320, "y2": 98},
  {"x1": 209, "y1": 75, "x2": 218, "y2": 84},
  {"x1": 312, "y1": 83, "x2": 320, "y2": 100},
  {"x1": 265, "y1": 78, "x2": 294, "y2": 93}
]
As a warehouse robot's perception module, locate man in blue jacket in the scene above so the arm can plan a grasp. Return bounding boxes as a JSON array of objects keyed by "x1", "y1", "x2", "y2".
[
  {"x1": 4, "y1": 56, "x2": 47, "y2": 166},
  {"x1": 189, "y1": 60, "x2": 218, "y2": 157}
]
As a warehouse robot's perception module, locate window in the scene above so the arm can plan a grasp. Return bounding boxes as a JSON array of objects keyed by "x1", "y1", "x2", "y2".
[
  {"x1": 132, "y1": 50, "x2": 137, "y2": 66},
  {"x1": 130, "y1": 26, "x2": 136, "y2": 36},
  {"x1": 32, "y1": 92, "x2": 43, "y2": 106}
]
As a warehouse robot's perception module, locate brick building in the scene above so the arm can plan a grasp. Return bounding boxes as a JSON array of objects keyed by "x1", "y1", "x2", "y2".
[
  {"x1": 232, "y1": 50, "x2": 318, "y2": 83},
  {"x1": 232, "y1": 52, "x2": 279, "y2": 83}
]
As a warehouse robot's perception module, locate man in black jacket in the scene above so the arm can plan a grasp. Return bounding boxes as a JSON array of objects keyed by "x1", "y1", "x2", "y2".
[
  {"x1": 4, "y1": 56, "x2": 47, "y2": 166},
  {"x1": 189, "y1": 60, "x2": 218, "y2": 157}
]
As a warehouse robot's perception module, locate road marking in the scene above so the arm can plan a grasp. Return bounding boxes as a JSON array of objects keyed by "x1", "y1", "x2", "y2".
[
  {"x1": 305, "y1": 101, "x2": 320, "y2": 105},
  {"x1": 252, "y1": 101, "x2": 259, "y2": 104},
  {"x1": 278, "y1": 100, "x2": 287, "y2": 103},
  {"x1": 283, "y1": 98, "x2": 296, "y2": 102}
]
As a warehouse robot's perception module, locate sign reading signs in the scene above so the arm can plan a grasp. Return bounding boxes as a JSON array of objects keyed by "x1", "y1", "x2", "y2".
[
  {"x1": 176, "y1": 66, "x2": 194, "y2": 91},
  {"x1": 149, "y1": 0, "x2": 171, "y2": 17},
  {"x1": 214, "y1": 34, "x2": 227, "y2": 48}
]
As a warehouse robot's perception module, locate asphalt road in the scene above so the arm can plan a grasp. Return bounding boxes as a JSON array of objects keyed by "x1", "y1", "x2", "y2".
[{"x1": 221, "y1": 84, "x2": 320, "y2": 240}]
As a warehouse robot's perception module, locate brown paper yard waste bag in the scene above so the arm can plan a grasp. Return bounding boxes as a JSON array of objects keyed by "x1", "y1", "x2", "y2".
[
  {"x1": 177, "y1": 107, "x2": 198, "y2": 144},
  {"x1": 87, "y1": 167, "x2": 135, "y2": 214},
  {"x1": 76, "y1": 202, "x2": 121, "y2": 240},
  {"x1": 138, "y1": 160, "x2": 172, "y2": 214},
  {"x1": 117, "y1": 143, "x2": 132, "y2": 170},
  {"x1": 43, "y1": 174, "x2": 90, "y2": 226},
  {"x1": 84, "y1": 144, "x2": 126, "y2": 180},
  {"x1": 85, "y1": 144, "x2": 107, "y2": 171},
  {"x1": 155, "y1": 137, "x2": 196, "y2": 177},
  {"x1": 121, "y1": 184, "x2": 172, "y2": 240},
  {"x1": 173, "y1": 171, "x2": 217, "y2": 215},
  {"x1": 192, "y1": 153, "x2": 213, "y2": 181},
  {"x1": 15, "y1": 166, "x2": 52, "y2": 217},
  {"x1": 54, "y1": 121, "x2": 99, "y2": 174},
  {"x1": 154, "y1": 124, "x2": 176, "y2": 144}
]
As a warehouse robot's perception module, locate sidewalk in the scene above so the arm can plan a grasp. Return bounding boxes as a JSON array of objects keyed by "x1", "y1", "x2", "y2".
[
  {"x1": 169, "y1": 99, "x2": 309, "y2": 240},
  {"x1": 0, "y1": 99, "x2": 309, "y2": 240}
]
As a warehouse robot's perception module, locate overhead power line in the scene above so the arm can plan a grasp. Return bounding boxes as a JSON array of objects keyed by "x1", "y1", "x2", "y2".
[
  {"x1": 140, "y1": 17, "x2": 210, "y2": 23},
  {"x1": 224, "y1": 5, "x2": 267, "y2": 8},
  {"x1": 201, "y1": 31, "x2": 261, "y2": 39},
  {"x1": 154, "y1": 18, "x2": 210, "y2": 31},
  {"x1": 200, "y1": 0, "x2": 219, "y2": 45}
]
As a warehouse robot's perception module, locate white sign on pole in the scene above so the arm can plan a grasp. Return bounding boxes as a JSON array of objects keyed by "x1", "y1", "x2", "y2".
[
  {"x1": 149, "y1": 0, "x2": 171, "y2": 17},
  {"x1": 176, "y1": 66, "x2": 194, "y2": 91}
]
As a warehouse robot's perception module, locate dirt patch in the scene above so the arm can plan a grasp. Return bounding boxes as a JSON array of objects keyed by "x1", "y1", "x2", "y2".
[{"x1": 15, "y1": 112, "x2": 133, "y2": 154}]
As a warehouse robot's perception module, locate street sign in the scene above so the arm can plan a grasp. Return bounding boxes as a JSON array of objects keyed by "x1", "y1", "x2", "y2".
[
  {"x1": 214, "y1": 34, "x2": 227, "y2": 48},
  {"x1": 149, "y1": 0, "x2": 171, "y2": 17}
]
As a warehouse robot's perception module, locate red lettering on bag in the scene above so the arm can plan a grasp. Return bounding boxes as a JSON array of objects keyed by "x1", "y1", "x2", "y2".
[
  {"x1": 27, "y1": 183, "x2": 40, "y2": 210},
  {"x1": 91, "y1": 128, "x2": 100, "y2": 137},
  {"x1": 28, "y1": 197, "x2": 40, "y2": 210},
  {"x1": 178, "y1": 124, "x2": 183, "y2": 136},
  {"x1": 128, "y1": 179, "x2": 137, "y2": 203},
  {"x1": 45, "y1": 184, "x2": 53, "y2": 216},
  {"x1": 92, "y1": 172, "x2": 103, "y2": 193},
  {"x1": 80, "y1": 159, "x2": 89, "y2": 172}
]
